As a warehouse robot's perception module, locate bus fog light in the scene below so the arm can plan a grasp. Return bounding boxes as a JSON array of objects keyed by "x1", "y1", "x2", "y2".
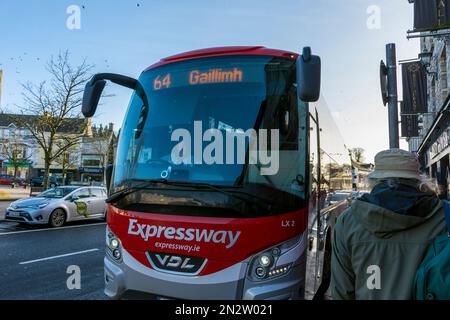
[
  {"x1": 113, "y1": 249, "x2": 122, "y2": 260},
  {"x1": 255, "y1": 267, "x2": 266, "y2": 278}
]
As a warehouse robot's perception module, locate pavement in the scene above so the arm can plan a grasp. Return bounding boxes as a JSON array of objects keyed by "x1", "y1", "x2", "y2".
[
  {"x1": 0, "y1": 185, "x2": 30, "y2": 201},
  {"x1": 0, "y1": 199, "x2": 108, "y2": 300}
]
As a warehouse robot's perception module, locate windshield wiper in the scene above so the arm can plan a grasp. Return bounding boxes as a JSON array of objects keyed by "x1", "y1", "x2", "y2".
[
  {"x1": 106, "y1": 179, "x2": 166, "y2": 203},
  {"x1": 107, "y1": 179, "x2": 273, "y2": 213}
]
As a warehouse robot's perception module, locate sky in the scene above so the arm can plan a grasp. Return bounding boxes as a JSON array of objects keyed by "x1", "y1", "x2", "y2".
[{"x1": 0, "y1": 0, "x2": 420, "y2": 163}]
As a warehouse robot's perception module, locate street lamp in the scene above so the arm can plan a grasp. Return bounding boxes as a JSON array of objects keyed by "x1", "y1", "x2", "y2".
[{"x1": 419, "y1": 50, "x2": 437, "y2": 75}]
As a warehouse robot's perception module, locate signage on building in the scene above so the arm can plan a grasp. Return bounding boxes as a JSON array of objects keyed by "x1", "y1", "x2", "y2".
[
  {"x1": 429, "y1": 129, "x2": 450, "y2": 159},
  {"x1": 414, "y1": 0, "x2": 450, "y2": 31},
  {"x1": 401, "y1": 106, "x2": 420, "y2": 138},
  {"x1": 402, "y1": 62, "x2": 428, "y2": 114},
  {"x1": 79, "y1": 167, "x2": 104, "y2": 174}
]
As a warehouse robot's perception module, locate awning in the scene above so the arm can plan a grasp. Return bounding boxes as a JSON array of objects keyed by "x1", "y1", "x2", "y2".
[
  {"x1": 418, "y1": 94, "x2": 450, "y2": 158},
  {"x1": 3, "y1": 160, "x2": 32, "y2": 168}
]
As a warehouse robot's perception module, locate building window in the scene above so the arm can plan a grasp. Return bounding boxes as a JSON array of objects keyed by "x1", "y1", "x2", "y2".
[
  {"x1": 438, "y1": 0, "x2": 446, "y2": 26},
  {"x1": 81, "y1": 155, "x2": 103, "y2": 168},
  {"x1": 431, "y1": 77, "x2": 436, "y2": 110},
  {"x1": 440, "y1": 48, "x2": 448, "y2": 106}
]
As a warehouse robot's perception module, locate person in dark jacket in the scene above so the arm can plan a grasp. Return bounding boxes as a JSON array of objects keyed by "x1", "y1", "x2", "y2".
[{"x1": 331, "y1": 149, "x2": 447, "y2": 300}]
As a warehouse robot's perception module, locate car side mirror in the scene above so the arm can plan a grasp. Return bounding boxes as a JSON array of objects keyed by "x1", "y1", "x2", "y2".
[
  {"x1": 297, "y1": 47, "x2": 321, "y2": 102},
  {"x1": 71, "y1": 195, "x2": 79, "y2": 202}
]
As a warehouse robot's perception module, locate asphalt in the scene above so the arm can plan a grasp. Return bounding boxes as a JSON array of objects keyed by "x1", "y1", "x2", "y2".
[
  {"x1": 0, "y1": 200, "x2": 331, "y2": 300},
  {"x1": 0, "y1": 208, "x2": 108, "y2": 300}
]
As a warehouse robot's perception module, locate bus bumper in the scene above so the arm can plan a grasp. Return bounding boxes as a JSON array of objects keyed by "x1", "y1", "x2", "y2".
[{"x1": 104, "y1": 250, "x2": 305, "y2": 300}]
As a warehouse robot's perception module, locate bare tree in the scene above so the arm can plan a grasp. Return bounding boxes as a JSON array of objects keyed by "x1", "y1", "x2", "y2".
[
  {"x1": 9, "y1": 51, "x2": 92, "y2": 189},
  {"x1": 0, "y1": 132, "x2": 32, "y2": 179},
  {"x1": 54, "y1": 144, "x2": 79, "y2": 185},
  {"x1": 350, "y1": 148, "x2": 365, "y2": 163}
]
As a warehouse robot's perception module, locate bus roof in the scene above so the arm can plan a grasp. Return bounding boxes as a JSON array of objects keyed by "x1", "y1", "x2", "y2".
[{"x1": 145, "y1": 46, "x2": 298, "y2": 71}]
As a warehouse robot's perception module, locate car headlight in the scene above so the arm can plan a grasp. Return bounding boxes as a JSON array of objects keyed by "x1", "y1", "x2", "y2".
[{"x1": 248, "y1": 235, "x2": 302, "y2": 281}]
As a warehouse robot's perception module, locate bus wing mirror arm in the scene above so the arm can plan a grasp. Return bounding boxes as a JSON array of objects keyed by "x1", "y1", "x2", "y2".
[
  {"x1": 296, "y1": 47, "x2": 321, "y2": 102},
  {"x1": 82, "y1": 73, "x2": 138, "y2": 118}
]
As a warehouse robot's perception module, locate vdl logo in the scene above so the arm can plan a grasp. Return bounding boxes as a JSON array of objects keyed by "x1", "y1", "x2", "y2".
[
  {"x1": 146, "y1": 252, "x2": 206, "y2": 274},
  {"x1": 170, "y1": 121, "x2": 280, "y2": 176}
]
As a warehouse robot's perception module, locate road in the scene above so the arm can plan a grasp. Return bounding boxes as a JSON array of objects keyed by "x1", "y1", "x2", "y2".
[
  {"x1": 0, "y1": 199, "x2": 331, "y2": 300},
  {"x1": 0, "y1": 200, "x2": 107, "y2": 300}
]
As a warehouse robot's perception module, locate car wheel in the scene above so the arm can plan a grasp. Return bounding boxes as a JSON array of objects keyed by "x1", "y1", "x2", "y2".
[{"x1": 49, "y1": 209, "x2": 66, "y2": 228}]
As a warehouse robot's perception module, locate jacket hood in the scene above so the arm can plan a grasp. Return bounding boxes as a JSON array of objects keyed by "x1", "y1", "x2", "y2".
[{"x1": 351, "y1": 199, "x2": 442, "y2": 237}]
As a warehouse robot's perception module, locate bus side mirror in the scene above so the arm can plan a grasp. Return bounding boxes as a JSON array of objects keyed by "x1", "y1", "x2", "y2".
[
  {"x1": 82, "y1": 73, "x2": 138, "y2": 118},
  {"x1": 297, "y1": 47, "x2": 321, "y2": 102},
  {"x1": 82, "y1": 79, "x2": 107, "y2": 118},
  {"x1": 105, "y1": 164, "x2": 114, "y2": 193}
]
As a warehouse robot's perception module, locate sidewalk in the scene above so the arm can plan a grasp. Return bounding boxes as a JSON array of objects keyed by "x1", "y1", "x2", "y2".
[{"x1": 0, "y1": 186, "x2": 30, "y2": 201}]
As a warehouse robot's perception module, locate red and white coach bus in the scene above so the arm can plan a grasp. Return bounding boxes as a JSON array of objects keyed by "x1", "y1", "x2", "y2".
[{"x1": 82, "y1": 46, "x2": 350, "y2": 300}]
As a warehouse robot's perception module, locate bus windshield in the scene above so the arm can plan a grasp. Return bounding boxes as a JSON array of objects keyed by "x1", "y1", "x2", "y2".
[{"x1": 112, "y1": 55, "x2": 307, "y2": 215}]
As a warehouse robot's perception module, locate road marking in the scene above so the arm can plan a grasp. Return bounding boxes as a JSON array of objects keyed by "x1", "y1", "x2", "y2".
[
  {"x1": 0, "y1": 222, "x2": 106, "y2": 236},
  {"x1": 19, "y1": 248, "x2": 100, "y2": 265}
]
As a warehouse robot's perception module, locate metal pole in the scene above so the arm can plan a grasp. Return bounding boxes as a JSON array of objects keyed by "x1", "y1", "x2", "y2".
[{"x1": 386, "y1": 43, "x2": 399, "y2": 149}]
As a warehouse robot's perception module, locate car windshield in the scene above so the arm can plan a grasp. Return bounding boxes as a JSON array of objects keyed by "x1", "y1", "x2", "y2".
[{"x1": 39, "y1": 187, "x2": 78, "y2": 199}]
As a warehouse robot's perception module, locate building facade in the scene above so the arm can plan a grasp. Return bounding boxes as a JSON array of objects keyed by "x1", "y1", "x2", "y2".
[
  {"x1": 78, "y1": 122, "x2": 116, "y2": 184},
  {"x1": 0, "y1": 123, "x2": 34, "y2": 179},
  {"x1": 0, "y1": 113, "x2": 116, "y2": 185},
  {"x1": 408, "y1": 34, "x2": 450, "y2": 197}
]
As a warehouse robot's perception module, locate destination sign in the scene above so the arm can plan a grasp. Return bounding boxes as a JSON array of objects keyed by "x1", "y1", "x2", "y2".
[{"x1": 152, "y1": 67, "x2": 254, "y2": 91}]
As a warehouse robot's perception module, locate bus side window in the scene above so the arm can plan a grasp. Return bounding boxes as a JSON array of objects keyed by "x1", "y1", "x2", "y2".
[{"x1": 309, "y1": 116, "x2": 319, "y2": 210}]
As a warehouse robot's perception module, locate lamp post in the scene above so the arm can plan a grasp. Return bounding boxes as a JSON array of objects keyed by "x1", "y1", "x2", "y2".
[
  {"x1": 419, "y1": 50, "x2": 437, "y2": 75},
  {"x1": 380, "y1": 43, "x2": 400, "y2": 149}
]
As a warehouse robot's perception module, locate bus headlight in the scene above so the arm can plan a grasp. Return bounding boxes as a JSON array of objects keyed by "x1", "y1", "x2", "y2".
[
  {"x1": 259, "y1": 255, "x2": 272, "y2": 267},
  {"x1": 110, "y1": 238, "x2": 120, "y2": 249},
  {"x1": 106, "y1": 228, "x2": 122, "y2": 262},
  {"x1": 248, "y1": 235, "x2": 302, "y2": 281}
]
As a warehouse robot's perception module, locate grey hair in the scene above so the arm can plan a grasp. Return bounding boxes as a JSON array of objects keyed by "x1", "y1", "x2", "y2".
[{"x1": 367, "y1": 176, "x2": 440, "y2": 195}]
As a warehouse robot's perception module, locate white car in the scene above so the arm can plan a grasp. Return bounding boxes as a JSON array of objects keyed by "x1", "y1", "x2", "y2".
[{"x1": 5, "y1": 186, "x2": 108, "y2": 228}]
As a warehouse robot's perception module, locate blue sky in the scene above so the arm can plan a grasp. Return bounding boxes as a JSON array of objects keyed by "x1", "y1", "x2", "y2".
[{"x1": 0, "y1": 0, "x2": 419, "y2": 162}]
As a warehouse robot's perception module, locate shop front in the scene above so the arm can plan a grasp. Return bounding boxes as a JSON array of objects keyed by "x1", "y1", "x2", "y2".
[
  {"x1": 418, "y1": 97, "x2": 450, "y2": 199},
  {"x1": 2, "y1": 160, "x2": 32, "y2": 179},
  {"x1": 79, "y1": 167, "x2": 105, "y2": 185}
]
